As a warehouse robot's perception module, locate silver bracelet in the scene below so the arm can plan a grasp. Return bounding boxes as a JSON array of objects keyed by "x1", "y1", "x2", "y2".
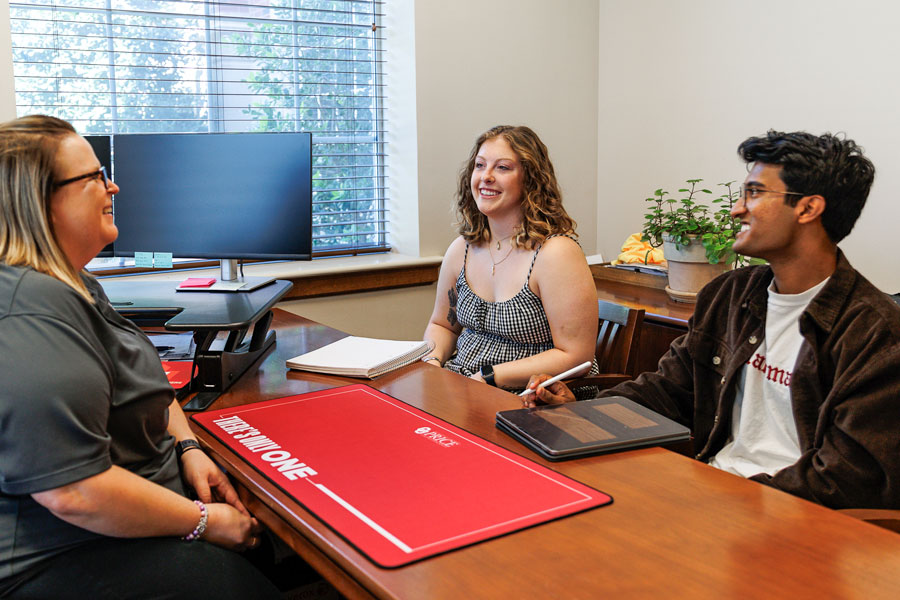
[
  {"x1": 182, "y1": 500, "x2": 208, "y2": 541},
  {"x1": 421, "y1": 356, "x2": 442, "y2": 366}
]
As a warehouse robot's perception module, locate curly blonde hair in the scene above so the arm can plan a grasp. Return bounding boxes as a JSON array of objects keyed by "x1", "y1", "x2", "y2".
[
  {"x1": 0, "y1": 115, "x2": 93, "y2": 302},
  {"x1": 456, "y1": 125, "x2": 576, "y2": 248}
]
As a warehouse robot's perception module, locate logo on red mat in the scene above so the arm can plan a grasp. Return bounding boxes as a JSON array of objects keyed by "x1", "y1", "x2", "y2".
[{"x1": 414, "y1": 426, "x2": 459, "y2": 448}]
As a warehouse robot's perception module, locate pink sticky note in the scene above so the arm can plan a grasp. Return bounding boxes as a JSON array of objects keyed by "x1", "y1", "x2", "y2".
[{"x1": 179, "y1": 277, "x2": 216, "y2": 288}]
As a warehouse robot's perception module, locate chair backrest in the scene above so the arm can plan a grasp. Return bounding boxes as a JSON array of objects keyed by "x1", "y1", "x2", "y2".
[{"x1": 595, "y1": 299, "x2": 645, "y2": 376}]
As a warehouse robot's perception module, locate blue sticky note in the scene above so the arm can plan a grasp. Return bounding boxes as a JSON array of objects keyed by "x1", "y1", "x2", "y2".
[
  {"x1": 134, "y1": 252, "x2": 153, "y2": 268},
  {"x1": 154, "y1": 252, "x2": 173, "y2": 269}
]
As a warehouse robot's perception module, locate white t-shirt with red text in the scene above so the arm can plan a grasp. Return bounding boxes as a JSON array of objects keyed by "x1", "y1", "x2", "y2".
[{"x1": 709, "y1": 277, "x2": 829, "y2": 478}]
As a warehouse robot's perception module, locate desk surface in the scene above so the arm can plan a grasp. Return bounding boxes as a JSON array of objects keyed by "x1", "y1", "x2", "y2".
[
  {"x1": 191, "y1": 310, "x2": 900, "y2": 599},
  {"x1": 100, "y1": 278, "x2": 292, "y2": 329},
  {"x1": 594, "y1": 278, "x2": 695, "y2": 327}
]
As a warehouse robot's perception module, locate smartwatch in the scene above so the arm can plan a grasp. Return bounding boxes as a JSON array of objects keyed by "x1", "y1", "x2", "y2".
[
  {"x1": 176, "y1": 439, "x2": 202, "y2": 459},
  {"x1": 480, "y1": 364, "x2": 497, "y2": 387}
]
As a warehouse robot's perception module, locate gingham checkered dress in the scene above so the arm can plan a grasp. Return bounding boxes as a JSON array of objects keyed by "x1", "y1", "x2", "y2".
[{"x1": 444, "y1": 236, "x2": 598, "y2": 393}]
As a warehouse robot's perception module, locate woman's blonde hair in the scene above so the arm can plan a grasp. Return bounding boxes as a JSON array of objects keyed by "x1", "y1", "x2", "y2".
[
  {"x1": 0, "y1": 115, "x2": 93, "y2": 301},
  {"x1": 455, "y1": 125, "x2": 577, "y2": 247}
]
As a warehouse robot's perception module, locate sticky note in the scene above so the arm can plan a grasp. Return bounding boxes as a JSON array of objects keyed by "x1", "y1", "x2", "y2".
[
  {"x1": 179, "y1": 277, "x2": 216, "y2": 288},
  {"x1": 134, "y1": 252, "x2": 153, "y2": 268},
  {"x1": 153, "y1": 252, "x2": 173, "y2": 269}
]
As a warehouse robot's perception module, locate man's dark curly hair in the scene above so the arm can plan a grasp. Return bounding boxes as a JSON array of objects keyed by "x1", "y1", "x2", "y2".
[{"x1": 737, "y1": 130, "x2": 875, "y2": 243}]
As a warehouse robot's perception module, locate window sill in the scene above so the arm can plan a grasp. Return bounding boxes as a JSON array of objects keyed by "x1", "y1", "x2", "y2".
[{"x1": 97, "y1": 253, "x2": 443, "y2": 300}]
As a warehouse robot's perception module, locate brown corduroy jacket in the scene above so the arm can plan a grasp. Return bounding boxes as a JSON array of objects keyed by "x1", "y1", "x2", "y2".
[{"x1": 603, "y1": 250, "x2": 900, "y2": 509}]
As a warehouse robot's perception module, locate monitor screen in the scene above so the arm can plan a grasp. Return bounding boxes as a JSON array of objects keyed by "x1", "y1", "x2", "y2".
[
  {"x1": 111, "y1": 132, "x2": 312, "y2": 260},
  {"x1": 84, "y1": 134, "x2": 113, "y2": 257}
]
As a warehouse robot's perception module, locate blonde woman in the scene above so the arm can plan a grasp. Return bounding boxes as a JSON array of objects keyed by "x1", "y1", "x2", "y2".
[
  {"x1": 0, "y1": 116, "x2": 279, "y2": 599},
  {"x1": 423, "y1": 125, "x2": 598, "y2": 392}
]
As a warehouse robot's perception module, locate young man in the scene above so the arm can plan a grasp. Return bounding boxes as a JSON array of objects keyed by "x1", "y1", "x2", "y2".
[{"x1": 529, "y1": 131, "x2": 900, "y2": 509}]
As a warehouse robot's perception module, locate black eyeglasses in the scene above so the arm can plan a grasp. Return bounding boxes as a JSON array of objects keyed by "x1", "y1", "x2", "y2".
[
  {"x1": 55, "y1": 165, "x2": 109, "y2": 191},
  {"x1": 739, "y1": 185, "x2": 806, "y2": 203}
]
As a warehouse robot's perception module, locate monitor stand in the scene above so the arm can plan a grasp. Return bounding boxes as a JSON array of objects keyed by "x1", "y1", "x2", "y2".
[
  {"x1": 101, "y1": 278, "x2": 293, "y2": 411},
  {"x1": 177, "y1": 259, "x2": 275, "y2": 293}
]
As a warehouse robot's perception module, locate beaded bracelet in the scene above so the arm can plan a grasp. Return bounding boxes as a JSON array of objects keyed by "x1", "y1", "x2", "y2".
[{"x1": 182, "y1": 500, "x2": 208, "y2": 541}]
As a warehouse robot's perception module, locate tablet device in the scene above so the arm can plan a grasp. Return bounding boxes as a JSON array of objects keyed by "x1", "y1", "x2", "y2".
[{"x1": 496, "y1": 396, "x2": 690, "y2": 461}]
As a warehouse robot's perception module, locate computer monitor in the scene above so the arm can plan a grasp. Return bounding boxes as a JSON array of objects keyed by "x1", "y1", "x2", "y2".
[
  {"x1": 84, "y1": 134, "x2": 113, "y2": 257},
  {"x1": 111, "y1": 132, "x2": 313, "y2": 286}
]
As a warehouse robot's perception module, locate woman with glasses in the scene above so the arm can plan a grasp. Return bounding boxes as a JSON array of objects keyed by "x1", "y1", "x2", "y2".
[
  {"x1": 422, "y1": 125, "x2": 598, "y2": 393},
  {"x1": 0, "y1": 116, "x2": 280, "y2": 599}
]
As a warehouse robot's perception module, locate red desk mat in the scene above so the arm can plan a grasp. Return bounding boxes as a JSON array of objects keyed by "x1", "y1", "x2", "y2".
[{"x1": 192, "y1": 384, "x2": 612, "y2": 567}]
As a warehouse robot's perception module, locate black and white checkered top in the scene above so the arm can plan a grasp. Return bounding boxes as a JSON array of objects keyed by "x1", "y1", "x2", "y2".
[{"x1": 444, "y1": 235, "x2": 598, "y2": 392}]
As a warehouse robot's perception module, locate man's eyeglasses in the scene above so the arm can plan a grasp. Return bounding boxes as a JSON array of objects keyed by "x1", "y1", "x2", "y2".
[
  {"x1": 739, "y1": 185, "x2": 806, "y2": 203},
  {"x1": 55, "y1": 165, "x2": 109, "y2": 191}
]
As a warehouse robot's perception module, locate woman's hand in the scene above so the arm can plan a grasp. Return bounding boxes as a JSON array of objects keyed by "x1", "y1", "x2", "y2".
[
  {"x1": 32, "y1": 465, "x2": 262, "y2": 546},
  {"x1": 523, "y1": 374, "x2": 576, "y2": 408},
  {"x1": 203, "y1": 502, "x2": 264, "y2": 551},
  {"x1": 469, "y1": 371, "x2": 486, "y2": 384},
  {"x1": 167, "y1": 400, "x2": 248, "y2": 516},
  {"x1": 180, "y1": 449, "x2": 249, "y2": 516}
]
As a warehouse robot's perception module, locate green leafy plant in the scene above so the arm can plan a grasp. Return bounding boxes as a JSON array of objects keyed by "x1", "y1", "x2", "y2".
[{"x1": 641, "y1": 179, "x2": 744, "y2": 266}]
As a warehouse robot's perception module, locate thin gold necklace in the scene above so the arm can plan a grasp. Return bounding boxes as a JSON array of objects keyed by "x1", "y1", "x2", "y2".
[
  {"x1": 489, "y1": 239, "x2": 514, "y2": 276},
  {"x1": 492, "y1": 233, "x2": 514, "y2": 251}
]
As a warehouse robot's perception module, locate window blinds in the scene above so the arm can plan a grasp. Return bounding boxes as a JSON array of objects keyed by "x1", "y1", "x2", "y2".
[{"x1": 9, "y1": 0, "x2": 388, "y2": 254}]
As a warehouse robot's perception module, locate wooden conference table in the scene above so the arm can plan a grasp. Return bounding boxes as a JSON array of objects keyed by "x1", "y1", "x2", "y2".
[{"x1": 190, "y1": 309, "x2": 900, "y2": 599}]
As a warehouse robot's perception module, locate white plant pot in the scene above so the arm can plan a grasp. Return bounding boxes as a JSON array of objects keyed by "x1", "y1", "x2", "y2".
[{"x1": 662, "y1": 236, "x2": 730, "y2": 303}]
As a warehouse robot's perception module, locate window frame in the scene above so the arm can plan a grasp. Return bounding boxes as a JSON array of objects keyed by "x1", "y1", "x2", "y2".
[{"x1": 9, "y1": 0, "x2": 390, "y2": 267}]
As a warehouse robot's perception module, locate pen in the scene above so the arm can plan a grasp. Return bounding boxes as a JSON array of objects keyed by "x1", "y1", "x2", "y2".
[{"x1": 519, "y1": 361, "x2": 592, "y2": 397}]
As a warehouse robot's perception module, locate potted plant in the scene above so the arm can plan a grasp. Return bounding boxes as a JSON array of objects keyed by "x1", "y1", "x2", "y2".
[{"x1": 641, "y1": 179, "x2": 741, "y2": 302}]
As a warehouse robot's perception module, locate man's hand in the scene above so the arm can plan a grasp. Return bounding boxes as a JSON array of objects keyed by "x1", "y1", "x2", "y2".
[{"x1": 523, "y1": 374, "x2": 576, "y2": 408}]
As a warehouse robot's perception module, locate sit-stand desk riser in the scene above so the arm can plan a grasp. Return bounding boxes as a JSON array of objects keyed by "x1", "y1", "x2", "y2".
[{"x1": 100, "y1": 278, "x2": 293, "y2": 409}]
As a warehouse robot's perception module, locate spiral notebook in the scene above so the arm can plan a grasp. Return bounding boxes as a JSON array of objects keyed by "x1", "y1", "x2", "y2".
[{"x1": 286, "y1": 336, "x2": 433, "y2": 379}]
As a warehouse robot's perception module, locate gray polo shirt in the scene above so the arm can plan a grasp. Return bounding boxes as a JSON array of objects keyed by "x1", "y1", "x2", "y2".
[{"x1": 0, "y1": 264, "x2": 183, "y2": 590}]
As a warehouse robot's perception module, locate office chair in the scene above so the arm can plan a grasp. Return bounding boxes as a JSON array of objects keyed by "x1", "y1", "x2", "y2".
[{"x1": 566, "y1": 299, "x2": 645, "y2": 391}]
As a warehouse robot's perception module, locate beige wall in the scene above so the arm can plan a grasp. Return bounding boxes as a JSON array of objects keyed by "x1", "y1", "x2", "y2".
[
  {"x1": 597, "y1": 0, "x2": 900, "y2": 292},
  {"x1": 383, "y1": 0, "x2": 421, "y2": 257},
  {"x1": 279, "y1": 283, "x2": 437, "y2": 340},
  {"x1": 413, "y1": 0, "x2": 600, "y2": 257}
]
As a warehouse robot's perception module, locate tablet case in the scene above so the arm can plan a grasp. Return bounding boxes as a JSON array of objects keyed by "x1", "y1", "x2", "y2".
[{"x1": 496, "y1": 396, "x2": 691, "y2": 461}]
